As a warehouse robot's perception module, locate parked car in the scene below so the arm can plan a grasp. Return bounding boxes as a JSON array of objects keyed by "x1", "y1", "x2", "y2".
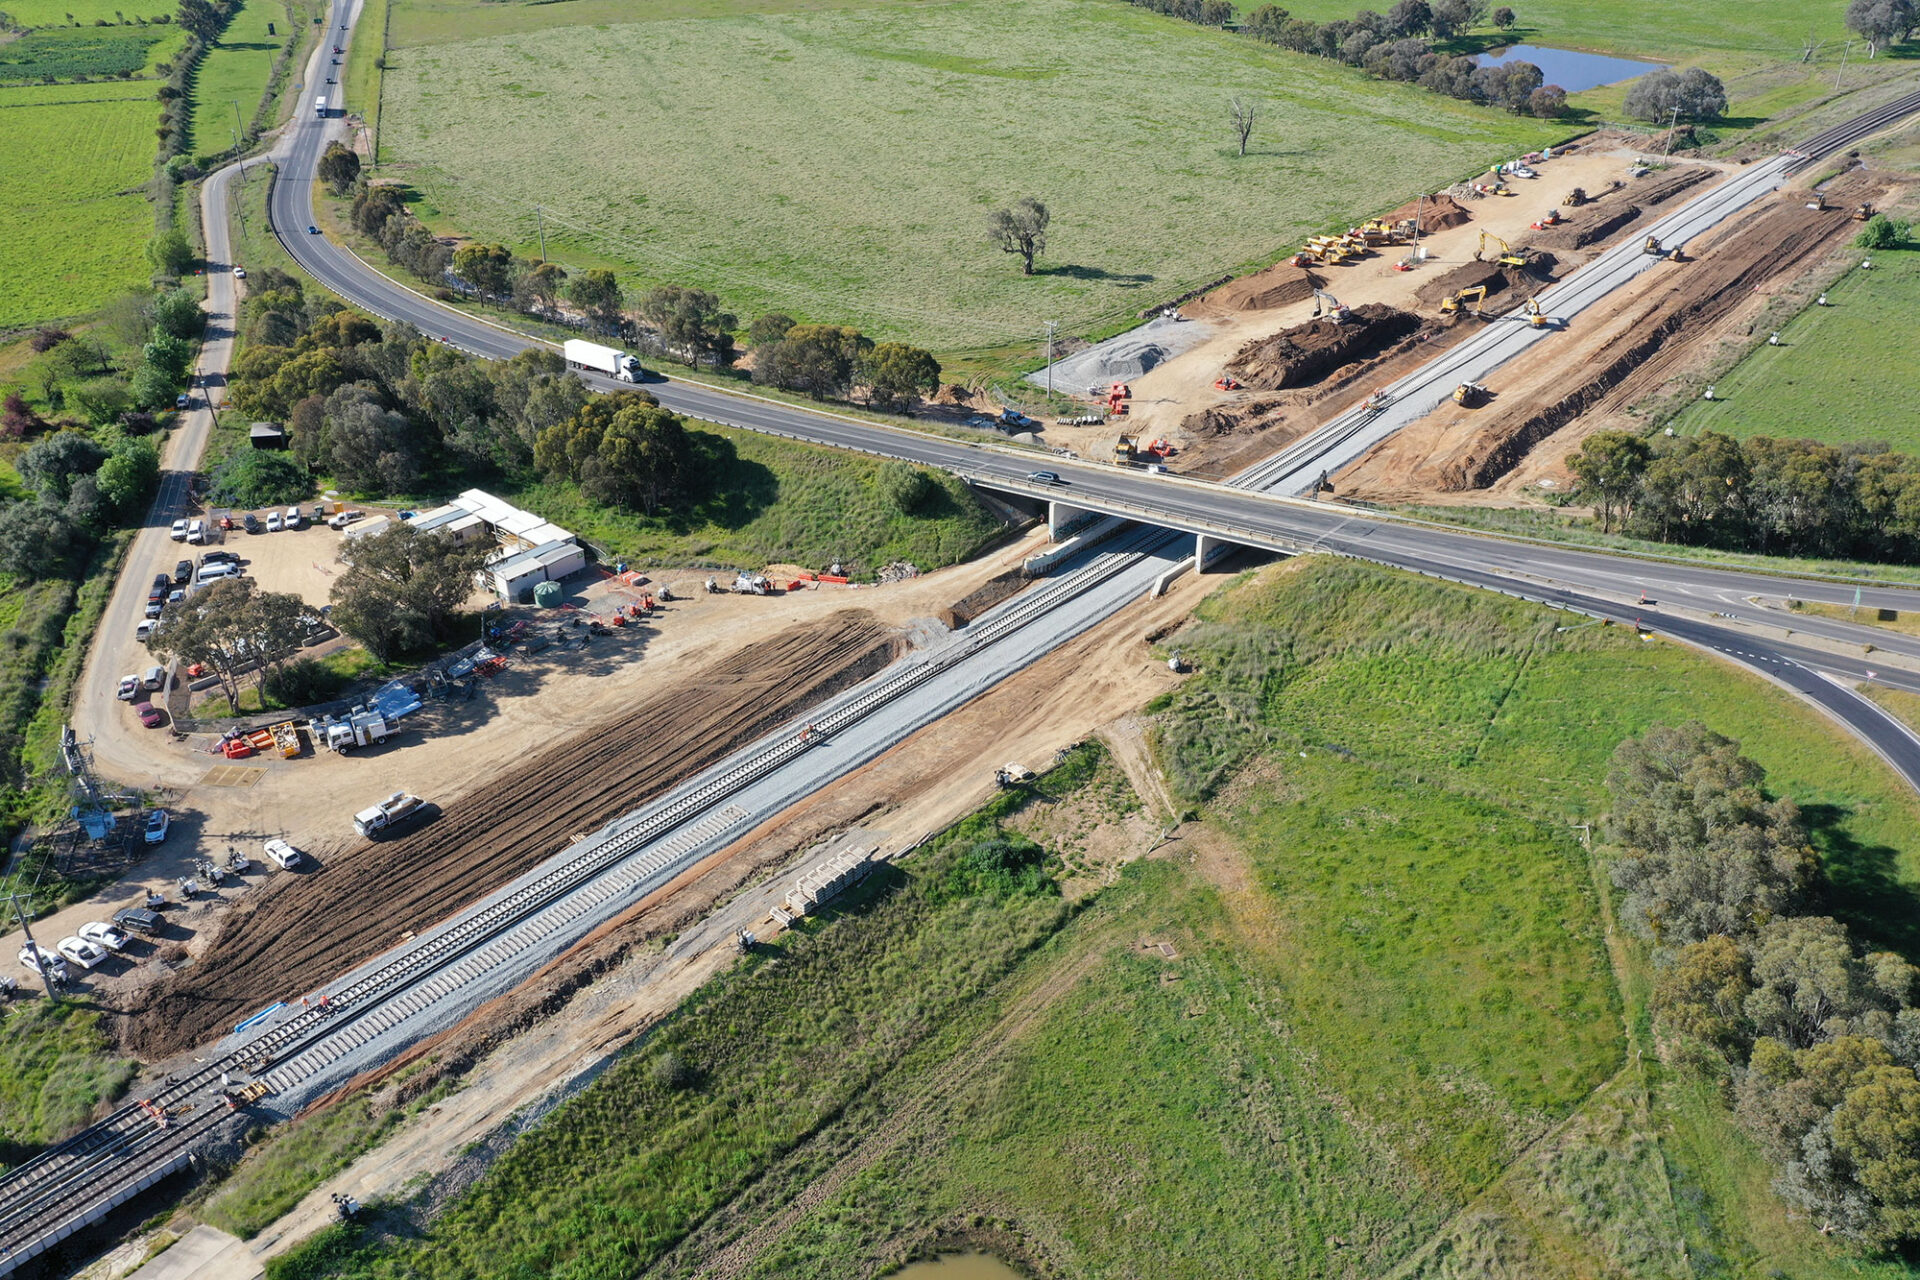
[
  {"x1": 263, "y1": 838, "x2": 304, "y2": 870},
  {"x1": 116, "y1": 675, "x2": 140, "y2": 701},
  {"x1": 242, "y1": 513, "x2": 263, "y2": 534},
  {"x1": 198, "y1": 563, "x2": 240, "y2": 584},
  {"x1": 112, "y1": 907, "x2": 162, "y2": 935},
  {"x1": 175, "y1": 393, "x2": 191, "y2": 411},
  {"x1": 234, "y1": 266, "x2": 247, "y2": 279},
  {"x1": 144, "y1": 599, "x2": 164, "y2": 619},
  {"x1": 143, "y1": 809, "x2": 169, "y2": 845},
  {"x1": 135, "y1": 621, "x2": 154, "y2": 642},
  {"x1": 19, "y1": 943, "x2": 67, "y2": 983},
  {"x1": 149, "y1": 572, "x2": 171, "y2": 601},
  {"x1": 56, "y1": 936, "x2": 108, "y2": 970},
  {"x1": 170, "y1": 519, "x2": 189, "y2": 541},
  {"x1": 167, "y1": 588, "x2": 185, "y2": 606},
  {"x1": 134, "y1": 702, "x2": 165, "y2": 728},
  {"x1": 265, "y1": 512, "x2": 283, "y2": 533},
  {"x1": 285, "y1": 505, "x2": 304, "y2": 529},
  {"x1": 328, "y1": 510, "x2": 365, "y2": 530},
  {"x1": 77, "y1": 921, "x2": 129, "y2": 952},
  {"x1": 174, "y1": 559, "x2": 193, "y2": 584},
  {"x1": 186, "y1": 519, "x2": 206, "y2": 544},
  {"x1": 202, "y1": 549, "x2": 238, "y2": 565}
]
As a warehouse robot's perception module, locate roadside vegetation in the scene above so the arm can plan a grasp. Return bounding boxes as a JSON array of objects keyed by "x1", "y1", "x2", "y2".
[
  {"x1": 0, "y1": 1002, "x2": 137, "y2": 1170},
  {"x1": 268, "y1": 558, "x2": 1920, "y2": 1278}
]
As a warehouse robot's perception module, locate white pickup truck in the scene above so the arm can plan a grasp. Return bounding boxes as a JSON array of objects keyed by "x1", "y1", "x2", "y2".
[{"x1": 353, "y1": 791, "x2": 425, "y2": 839}]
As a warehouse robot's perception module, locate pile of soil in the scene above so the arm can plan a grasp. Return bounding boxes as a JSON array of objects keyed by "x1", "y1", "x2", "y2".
[
  {"x1": 112, "y1": 613, "x2": 901, "y2": 1059},
  {"x1": 1182, "y1": 398, "x2": 1296, "y2": 438},
  {"x1": 1382, "y1": 191, "x2": 1474, "y2": 232},
  {"x1": 1414, "y1": 254, "x2": 1560, "y2": 310},
  {"x1": 1190, "y1": 261, "x2": 1323, "y2": 315},
  {"x1": 1533, "y1": 166, "x2": 1717, "y2": 251},
  {"x1": 1224, "y1": 304, "x2": 1423, "y2": 391},
  {"x1": 1436, "y1": 175, "x2": 1884, "y2": 490}
]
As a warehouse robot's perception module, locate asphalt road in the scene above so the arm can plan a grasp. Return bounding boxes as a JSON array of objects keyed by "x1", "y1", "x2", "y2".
[{"x1": 258, "y1": 5, "x2": 1920, "y2": 792}]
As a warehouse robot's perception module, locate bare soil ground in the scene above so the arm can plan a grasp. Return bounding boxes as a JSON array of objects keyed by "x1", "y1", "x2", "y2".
[
  {"x1": 1223, "y1": 303, "x2": 1424, "y2": 391},
  {"x1": 1337, "y1": 171, "x2": 1897, "y2": 502},
  {"x1": 110, "y1": 612, "x2": 900, "y2": 1058}
]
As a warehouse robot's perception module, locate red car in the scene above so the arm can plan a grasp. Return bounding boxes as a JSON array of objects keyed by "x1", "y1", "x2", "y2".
[{"x1": 134, "y1": 702, "x2": 165, "y2": 728}]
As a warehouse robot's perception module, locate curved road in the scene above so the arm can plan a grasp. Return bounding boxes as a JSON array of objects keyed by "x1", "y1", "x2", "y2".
[{"x1": 261, "y1": 2, "x2": 1920, "y2": 789}]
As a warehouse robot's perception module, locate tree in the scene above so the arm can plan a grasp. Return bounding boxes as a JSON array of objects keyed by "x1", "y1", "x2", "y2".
[
  {"x1": 70, "y1": 377, "x2": 132, "y2": 426},
  {"x1": 1654, "y1": 934, "x2": 1754, "y2": 1055},
  {"x1": 1567, "y1": 429, "x2": 1651, "y2": 532},
  {"x1": 324, "y1": 384, "x2": 418, "y2": 495},
  {"x1": 748, "y1": 312, "x2": 795, "y2": 349},
  {"x1": 147, "y1": 577, "x2": 315, "y2": 709},
  {"x1": 1846, "y1": 0, "x2": 1915, "y2": 55},
  {"x1": 517, "y1": 261, "x2": 567, "y2": 315},
  {"x1": 1745, "y1": 917, "x2": 1885, "y2": 1048},
  {"x1": 1856, "y1": 213, "x2": 1911, "y2": 250},
  {"x1": 637, "y1": 284, "x2": 737, "y2": 368},
  {"x1": 988, "y1": 198, "x2": 1050, "y2": 276},
  {"x1": 1428, "y1": 0, "x2": 1471, "y2": 36},
  {"x1": 877, "y1": 462, "x2": 938, "y2": 514},
  {"x1": 1385, "y1": 0, "x2": 1430, "y2": 35},
  {"x1": 143, "y1": 333, "x2": 193, "y2": 382},
  {"x1": 1830, "y1": 1069, "x2": 1920, "y2": 1244},
  {"x1": 148, "y1": 228, "x2": 194, "y2": 276},
  {"x1": 94, "y1": 439, "x2": 159, "y2": 516},
  {"x1": 17, "y1": 430, "x2": 107, "y2": 502},
  {"x1": 0, "y1": 500, "x2": 91, "y2": 580},
  {"x1": 1624, "y1": 66, "x2": 1727, "y2": 123},
  {"x1": 175, "y1": 0, "x2": 224, "y2": 41},
  {"x1": 1228, "y1": 96, "x2": 1258, "y2": 155},
  {"x1": 147, "y1": 288, "x2": 203, "y2": 339},
  {"x1": 567, "y1": 268, "x2": 624, "y2": 334},
  {"x1": 1527, "y1": 83, "x2": 1568, "y2": 118},
  {"x1": 751, "y1": 324, "x2": 872, "y2": 400},
  {"x1": 330, "y1": 523, "x2": 489, "y2": 663},
  {"x1": 1491, "y1": 3, "x2": 1514, "y2": 23},
  {"x1": 1243, "y1": 3, "x2": 1291, "y2": 40},
  {"x1": 206, "y1": 449, "x2": 309, "y2": 507},
  {"x1": 534, "y1": 390, "x2": 692, "y2": 513},
  {"x1": 452, "y1": 243, "x2": 514, "y2": 298},
  {"x1": 1605, "y1": 723, "x2": 1816, "y2": 946},
  {"x1": 861, "y1": 342, "x2": 941, "y2": 413},
  {"x1": 129, "y1": 362, "x2": 178, "y2": 411},
  {"x1": 317, "y1": 141, "x2": 361, "y2": 195},
  {"x1": 1, "y1": 394, "x2": 40, "y2": 440}
]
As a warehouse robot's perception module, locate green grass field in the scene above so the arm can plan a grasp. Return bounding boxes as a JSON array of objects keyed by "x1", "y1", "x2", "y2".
[
  {"x1": 268, "y1": 558, "x2": 1920, "y2": 1280},
  {"x1": 0, "y1": 91, "x2": 159, "y2": 328},
  {"x1": 187, "y1": 0, "x2": 294, "y2": 153},
  {"x1": 1671, "y1": 246, "x2": 1920, "y2": 452},
  {"x1": 376, "y1": 0, "x2": 1562, "y2": 353},
  {"x1": 3, "y1": 0, "x2": 172, "y2": 24}
]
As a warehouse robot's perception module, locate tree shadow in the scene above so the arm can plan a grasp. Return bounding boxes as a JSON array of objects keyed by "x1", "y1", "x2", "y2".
[
  {"x1": 669, "y1": 430, "x2": 779, "y2": 533},
  {"x1": 217, "y1": 39, "x2": 276, "y2": 50},
  {"x1": 1038, "y1": 264, "x2": 1155, "y2": 286},
  {"x1": 1803, "y1": 801, "x2": 1920, "y2": 956}
]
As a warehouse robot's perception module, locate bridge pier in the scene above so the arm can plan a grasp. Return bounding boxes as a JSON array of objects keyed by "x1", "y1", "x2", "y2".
[
  {"x1": 1195, "y1": 533, "x2": 1239, "y2": 572},
  {"x1": 1025, "y1": 516, "x2": 1127, "y2": 577},
  {"x1": 1048, "y1": 500, "x2": 1097, "y2": 542}
]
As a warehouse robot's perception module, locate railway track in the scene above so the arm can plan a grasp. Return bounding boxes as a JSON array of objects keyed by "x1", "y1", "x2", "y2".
[{"x1": 0, "y1": 527, "x2": 1174, "y2": 1273}]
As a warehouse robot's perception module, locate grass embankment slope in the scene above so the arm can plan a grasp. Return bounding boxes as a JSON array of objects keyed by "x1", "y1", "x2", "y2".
[
  {"x1": 272, "y1": 558, "x2": 1920, "y2": 1280},
  {"x1": 188, "y1": 0, "x2": 300, "y2": 155},
  {"x1": 374, "y1": 0, "x2": 1561, "y2": 354},
  {"x1": 1672, "y1": 246, "x2": 1920, "y2": 452}
]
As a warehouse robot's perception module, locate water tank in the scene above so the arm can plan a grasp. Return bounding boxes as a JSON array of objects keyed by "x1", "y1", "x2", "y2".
[{"x1": 533, "y1": 580, "x2": 562, "y2": 608}]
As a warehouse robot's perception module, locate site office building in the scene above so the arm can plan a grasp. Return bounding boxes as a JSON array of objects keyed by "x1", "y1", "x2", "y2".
[{"x1": 401, "y1": 489, "x2": 588, "y2": 600}]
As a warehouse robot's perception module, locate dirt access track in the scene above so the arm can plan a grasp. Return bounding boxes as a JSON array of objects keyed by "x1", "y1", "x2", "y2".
[
  {"x1": 112, "y1": 613, "x2": 898, "y2": 1058},
  {"x1": 1337, "y1": 170, "x2": 1901, "y2": 500}
]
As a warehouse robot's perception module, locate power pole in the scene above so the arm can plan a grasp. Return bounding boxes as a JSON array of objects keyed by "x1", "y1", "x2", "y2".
[
  {"x1": 1834, "y1": 39, "x2": 1853, "y2": 90},
  {"x1": 5, "y1": 893, "x2": 60, "y2": 1003},
  {"x1": 230, "y1": 98, "x2": 245, "y2": 156},
  {"x1": 1043, "y1": 320, "x2": 1058, "y2": 398},
  {"x1": 1665, "y1": 104, "x2": 1680, "y2": 155}
]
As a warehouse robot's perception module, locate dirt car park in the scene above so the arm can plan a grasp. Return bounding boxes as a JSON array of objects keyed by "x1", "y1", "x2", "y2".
[{"x1": 12, "y1": 525, "x2": 1063, "y2": 1025}]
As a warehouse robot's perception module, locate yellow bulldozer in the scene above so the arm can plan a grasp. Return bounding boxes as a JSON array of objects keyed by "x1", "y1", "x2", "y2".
[
  {"x1": 1563, "y1": 187, "x2": 1590, "y2": 207},
  {"x1": 1473, "y1": 233, "x2": 1529, "y2": 268},
  {"x1": 1453, "y1": 381, "x2": 1488, "y2": 407},
  {"x1": 1115, "y1": 434, "x2": 1139, "y2": 463},
  {"x1": 1439, "y1": 285, "x2": 1489, "y2": 316}
]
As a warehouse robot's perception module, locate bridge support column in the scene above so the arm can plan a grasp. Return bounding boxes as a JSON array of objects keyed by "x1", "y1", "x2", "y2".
[
  {"x1": 1048, "y1": 500, "x2": 1096, "y2": 542},
  {"x1": 1196, "y1": 533, "x2": 1240, "y2": 572}
]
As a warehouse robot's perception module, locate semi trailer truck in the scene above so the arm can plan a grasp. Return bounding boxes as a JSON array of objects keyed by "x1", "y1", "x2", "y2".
[
  {"x1": 314, "y1": 95, "x2": 328, "y2": 118},
  {"x1": 563, "y1": 339, "x2": 643, "y2": 383}
]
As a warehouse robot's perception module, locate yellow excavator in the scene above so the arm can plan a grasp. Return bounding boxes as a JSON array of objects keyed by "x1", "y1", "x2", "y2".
[
  {"x1": 1524, "y1": 297, "x2": 1549, "y2": 329},
  {"x1": 1643, "y1": 235, "x2": 1686, "y2": 261},
  {"x1": 1310, "y1": 289, "x2": 1350, "y2": 323},
  {"x1": 1473, "y1": 233, "x2": 1529, "y2": 268},
  {"x1": 1439, "y1": 284, "x2": 1489, "y2": 316}
]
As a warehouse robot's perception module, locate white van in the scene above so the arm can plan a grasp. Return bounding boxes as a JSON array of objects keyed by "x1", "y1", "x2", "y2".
[
  {"x1": 198, "y1": 562, "x2": 239, "y2": 584},
  {"x1": 142, "y1": 666, "x2": 166, "y2": 691},
  {"x1": 186, "y1": 520, "x2": 206, "y2": 544}
]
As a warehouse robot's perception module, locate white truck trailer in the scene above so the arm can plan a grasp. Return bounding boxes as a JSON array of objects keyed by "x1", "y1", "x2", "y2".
[
  {"x1": 563, "y1": 339, "x2": 643, "y2": 383},
  {"x1": 353, "y1": 791, "x2": 425, "y2": 838},
  {"x1": 314, "y1": 95, "x2": 328, "y2": 118}
]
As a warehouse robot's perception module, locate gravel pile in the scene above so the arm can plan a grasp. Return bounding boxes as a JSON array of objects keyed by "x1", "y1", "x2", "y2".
[{"x1": 1028, "y1": 315, "x2": 1214, "y2": 392}]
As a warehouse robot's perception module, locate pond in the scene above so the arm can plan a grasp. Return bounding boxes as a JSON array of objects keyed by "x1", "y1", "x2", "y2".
[
  {"x1": 1473, "y1": 44, "x2": 1664, "y2": 92},
  {"x1": 888, "y1": 1254, "x2": 1025, "y2": 1280}
]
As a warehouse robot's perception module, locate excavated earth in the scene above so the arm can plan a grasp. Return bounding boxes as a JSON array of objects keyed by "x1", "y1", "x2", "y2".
[
  {"x1": 1413, "y1": 254, "x2": 1560, "y2": 311},
  {"x1": 1382, "y1": 190, "x2": 1475, "y2": 231},
  {"x1": 1529, "y1": 164, "x2": 1716, "y2": 252},
  {"x1": 1186, "y1": 260, "x2": 1325, "y2": 317},
  {"x1": 1223, "y1": 303, "x2": 1423, "y2": 390},
  {"x1": 112, "y1": 613, "x2": 898, "y2": 1058}
]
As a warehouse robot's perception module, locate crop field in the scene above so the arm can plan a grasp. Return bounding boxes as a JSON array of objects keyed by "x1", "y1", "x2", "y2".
[
  {"x1": 0, "y1": 93, "x2": 157, "y2": 328},
  {"x1": 3, "y1": 0, "x2": 172, "y2": 24},
  {"x1": 187, "y1": 0, "x2": 294, "y2": 153},
  {"x1": 0, "y1": 23, "x2": 176, "y2": 81},
  {"x1": 378, "y1": 0, "x2": 1562, "y2": 353},
  {"x1": 273, "y1": 559, "x2": 1920, "y2": 1280},
  {"x1": 0, "y1": 77, "x2": 156, "y2": 104},
  {"x1": 1671, "y1": 247, "x2": 1920, "y2": 453}
]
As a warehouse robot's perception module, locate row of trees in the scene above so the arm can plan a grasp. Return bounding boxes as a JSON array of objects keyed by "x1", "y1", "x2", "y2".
[
  {"x1": 745, "y1": 315, "x2": 942, "y2": 409},
  {"x1": 1567, "y1": 429, "x2": 1920, "y2": 562},
  {"x1": 0, "y1": 427, "x2": 159, "y2": 581},
  {"x1": 1610, "y1": 725, "x2": 1920, "y2": 1246},
  {"x1": 1845, "y1": 0, "x2": 1917, "y2": 57}
]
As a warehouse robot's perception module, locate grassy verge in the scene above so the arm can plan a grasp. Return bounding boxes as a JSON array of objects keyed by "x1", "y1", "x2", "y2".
[
  {"x1": 0, "y1": 1002, "x2": 137, "y2": 1172},
  {"x1": 1788, "y1": 597, "x2": 1920, "y2": 636},
  {"x1": 190, "y1": 647, "x2": 377, "y2": 718},
  {"x1": 345, "y1": 0, "x2": 387, "y2": 158},
  {"x1": 1381, "y1": 501, "x2": 1920, "y2": 586},
  {"x1": 1863, "y1": 684, "x2": 1920, "y2": 736},
  {"x1": 189, "y1": 0, "x2": 293, "y2": 156}
]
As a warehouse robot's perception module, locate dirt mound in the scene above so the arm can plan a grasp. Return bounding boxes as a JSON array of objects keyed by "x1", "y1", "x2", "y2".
[
  {"x1": 1190, "y1": 261, "x2": 1323, "y2": 315},
  {"x1": 1037, "y1": 315, "x2": 1212, "y2": 390},
  {"x1": 1182, "y1": 398, "x2": 1297, "y2": 438},
  {"x1": 1224, "y1": 304, "x2": 1423, "y2": 391},
  {"x1": 1382, "y1": 191, "x2": 1473, "y2": 232},
  {"x1": 111, "y1": 613, "x2": 900, "y2": 1059},
  {"x1": 1534, "y1": 166, "x2": 1717, "y2": 251},
  {"x1": 1414, "y1": 254, "x2": 1560, "y2": 309}
]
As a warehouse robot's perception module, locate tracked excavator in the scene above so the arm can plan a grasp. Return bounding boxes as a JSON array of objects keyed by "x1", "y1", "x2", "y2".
[
  {"x1": 1472, "y1": 233, "x2": 1529, "y2": 267},
  {"x1": 1524, "y1": 297, "x2": 1549, "y2": 329},
  {"x1": 1439, "y1": 285, "x2": 1489, "y2": 316},
  {"x1": 1310, "y1": 289, "x2": 1349, "y2": 323}
]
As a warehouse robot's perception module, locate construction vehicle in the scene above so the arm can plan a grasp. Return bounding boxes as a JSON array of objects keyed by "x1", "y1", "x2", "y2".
[
  {"x1": 1524, "y1": 297, "x2": 1549, "y2": 329},
  {"x1": 353, "y1": 791, "x2": 425, "y2": 839},
  {"x1": 1643, "y1": 235, "x2": 1685, "y2": 261},
  {"x1": 1530, "y1": 208, "x2": 1562, "y2": 230},
  {"x1": 1473, "y1": 233, "x2": 1529, "y2": 268},
  {"x1": 1439, "y1": 285, "x2": 1489, "y2": 316},
  {"x1": 1106, "y1": 382, "x2": 1131, "y2": 416},
  {"x1": 1453, "y1": 381, "x2": 1488, "y2": 407},
  {"x1": 1310, "y1": 289, "x2": 1349, "y2": 323},
  {"x1": 1853, "y1": 202, "x2": 1875, "y2": 221},
  {"x1": 315, "y1": 708, "x2": 394, "y2": 753},
  {"x1": 1563, "y1": 187, "x2": 1589, "y2": 207},
  {"x1": 1115, "y1": 434, "x2": 1139, "y2": 463}
]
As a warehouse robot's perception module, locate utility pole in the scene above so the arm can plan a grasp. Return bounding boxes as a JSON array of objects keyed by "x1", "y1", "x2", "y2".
[
  {"x1": 1834, "y1": 39, "x2": 1853, "y2": 90},
  {"x1": 1043, "y1": 320, "x2": 1058, "y2": 398},
  {"x1": 230, "y1": 98, "x2": 245, "y2": 156},
  {"x1": 1665, "y1": 104, "x2": 1680, "y2": 155},
  {"x1": 535, "y1": 205, "x2": 548, "y2": 264},
  {"x1": 5, "y1": 893, "x2": 59, "y2": 1003}
]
